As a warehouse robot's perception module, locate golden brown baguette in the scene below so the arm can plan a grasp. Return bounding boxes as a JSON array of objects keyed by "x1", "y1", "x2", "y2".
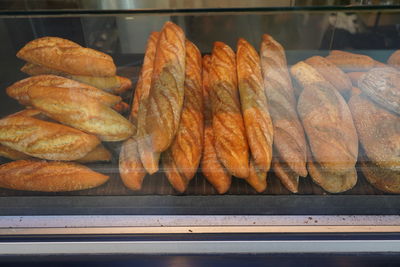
[
  {"x1": 76, "y1": 144, "x2": 111, "y2": 163},
  {"x1": 348, "y1": 93, "x2": 399, "y2": 171},
  {"x1": 201, "y1": 55, "x2": 232, "y2": 194},
  {"x1": 119, "y1": 137, "x2": 146, "y2": 191},
  {"x1": 21, "y1": 63, "x2": 132, "y2": 94},
  {"x1": 358, "y1": 67, "x2": 400, "y2": 115},
  {"x1": 7, "y1": 75, "x2": 121, "y2": 106},
  {"x1": 0, "y1": 144, "x2": 32, "y2": 160},
  {"x1": 246, "y1": 158, "x2": 267, "y2": 193},
  {"x1": 28, "y1": 86, "x2": 135, "y2": 141},
  {"x1": 165, "y1": 40, "x2": 204, "y2": 187},
  {"x1": 237, "y1": 38, "x2": 273, "y2": 172},
  {"x1": 325, "y1": 50, "x2": 375, "y2": 72},
  {"x1": 297, "y1": 80, "x2": 358, "y2": 174},
  {"x1": 0, "y1": 115, "x2": 100, "y2": 161},
  {"x1": 305, "y1": 56, "x2": 352, "y2": 93},
  {"x1": 347, "y1": 72, "x2": 365, "y2": 87},
  {"x1": 162, "y1": 149, "x2": 188, "y2": 193},
  {"x1": 0, "y1": 160, "x2": 109, "y2": 192},
  {"x1": 17, "y1": 37, "x2": 116, "y2": 77},
  {"x1": 360, "y1": 160, "x2": 400, "y2": 194},
  {"x1": 209, "y1": 41, "x2": 249, "y2": 178},
  {"x1": 144, "y1": 22, "x2": 186, "y2": 153},
  {"x1": 135, "y1": 32, "x2": 161, "y2": 174},
  {"x1": 261, "y1": 34, "x2": 308, "y2": 187}
]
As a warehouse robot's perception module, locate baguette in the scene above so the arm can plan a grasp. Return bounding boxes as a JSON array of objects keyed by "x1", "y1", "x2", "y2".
[
  {"x1": 135, "y1": 32, "x2": 161, "y2": 174},
  {"x1": 0, "y1": 160, "x2": 109, "y2": 192},
  {"x1": 201, "y1": 55, "x2": 231, "y2": 194},
  {"x1": 246, "y1": 158, "x2": 267, "y2": 193},
  {"x1": 144, "y1": 22, "x2": 186, "y2": 153},
  {"x1": 358, "y1": 67, "x2": 400, "y2": 115},
  {"x1": 209, "y1": 41, "x2": 249, "y2": 178},
  {"x1": 6, "y1": 75, "x2": 122, "y2": 107},
  {"x1": 17, "y1": 37, "x2": 116, "y2": 77},
  {"x1": 28, "y1": 86, "x2": 134, "y2": 141},
  {"x1": 0, "y1": 144, "x2": 32, "y2": 160},
  {"x1": 119, "y1": 137, "x2": 146, "y2": 191},
  {"x1": 166, "y1": 40, "x2": 203, "y2": 186},
  {"x1": 21, "y1": 63, "x2": 132, "y2": 94},
  {"x1": 325, "y1": 50, "x2": 375, "y2": 72},
  {"x1": 348, "y1": 94, "x2": 399, "y2": 171},
  {"x1": 0, "y1": 115, "x2": 100, "y2": 161},
  {"x1": 237, "y1": 38, "x2": 273, "y2": 172},
  {"x1": 76, "y1": 144, "x2": 111, "y2": 163},
  {"x1": 260, "y1": 34, "x2": 308, "y2": 193},
  {"x1": 305, "y1": 56, "x2": 352, "y2": 93},
  {"x1": 162, "y1": 149, "x2": 188, "y2": 193}
]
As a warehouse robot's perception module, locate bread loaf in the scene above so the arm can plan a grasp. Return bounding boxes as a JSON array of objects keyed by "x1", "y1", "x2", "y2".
[
  {"x1": 0, "y1": 144, "x2": 32, "y2": 160},
  {"x1": 358, "y1": 67, "x2": 400, "y2": 115},
  {"x1": 201, "y1": 55, "x2": 231, "y2": 194},
  {"x1": 17, "y1": 37, "x2": 116, "y2": 77},
  {"x1": 162, "y1": 149, "x2": 188, "y2": 193},
  {"x1": 28, "y1": 86, "x2": 134, "y2": 141},
  {"x1": 246, "y1": 158, "x2": 267, "y2": 193},
  {"x1": 237, "y1": 38, "x2": 273, "y2": 172},
  {"x1": 305, "y1": 56, "x2": 352, "y2": 93},
  {"x1": 348, "y1": 94, "x2": 399, "y2": 171},
  {"x1": 261, "y1": 34, "x2": 308, "y2": 192},
  {"x1": 166, "y1": 40, "x2": 204, "y2": 186},
  {"x1": 0, "y1": 115, "x2": 100, "y2": 160},
  {"x1": 0, "y1": 160, "x2": 109, "y2": 192},
  {"x1": 209, "y1": 41, "x2": 249, "y2": 178},
  {"x1": 144, "y1": 22, "x2": 186, "y2": 153},
  {"x1": 6, "y1": 75, "x2": 121, "y2": 107},
  {"x1": 290, "y1": 61, "x2": 327, "y2": 89},
  {"x1": 119, "y1": 137, "x2": 146, "y2": 191},
  {"x1": 387, "y1": 50, "x2": 400, "y2": 69},
  {"x1": 325, "y1": 50, "x2": 375, "y2": 72},
  {"x1": 77, "y1": 144, "x2": 111, "y2": 163},
  {"x1": 360, "y1": 160, "x2": 400, "y2": 194}
]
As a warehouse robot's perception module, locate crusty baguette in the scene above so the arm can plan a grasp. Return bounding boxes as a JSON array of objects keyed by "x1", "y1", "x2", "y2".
[
  {"x1": 272, "y1": 160, "x2": 299, "y2": 193},
  {"x1": 297, "y1": 79, "x2": 358, "y2": 174},
  {"x1": 246, "y1": 158, "x2": 267, "y2": 193},
  {"x1": 201, "y1": 55, "x2": 231, "y2": 194},
  {"x1": 305, "y1": 56, "x2": 352, "y2": 93},
  {"x1": 165, "y1": 40, "x2": 204, "y2": 186},
  {"x1": 347, "y1": 72, "x2": 365, "y2": 87},
  {"x1": 17, "y1": 37, "x2": 116, "y2": 77},
  {"x1": 237, "y1": 38, "x2": 273, "y2": 172},
  {"x1": 360, "y1": 160, "x2": 400, "y2": 194},
  {"x1": 76, "y1": 144, "x2": 111, "y2": 163},
  {"x1": 144, "y1": 22, "x2": 186, "y2": 153},
  {"x1": 358, "y1": 67, "x2": 400, "y2": 115},
  {"x1": 28, "y1": 86, "x2": 134, "y2": 141},
  {"x1": 260, "y1": 34, "x2": 308, "y2": 192},
  {"x1": 325, "y1": 50, "x2": 375, "y2": 72},
  {"x1": 20, "y1": 63, "x2": 132, "y2": 94},
  {"x1": 135, "y1": 32, "x2": 161, "y2": 174},
  {"x1": 0, "y1": 144, "x2": 32, "y2": 160},
  {"x1": 119, "y1": 137, "x2": 146, "y2": 191},
  {"x1": 0, "y1": 115, "x2": 100, "y2": 161},
  {"x1": 7, "y1": 75, "x2": 121, "y2": 107},
  {"x1": 162, "y1": 149, "x2": 188, "y2": 193},
  {"x1": 0, "y1": 160, "x2": 109, "y2": 192},
  {"x1": 209, "y1": 41, "x2": 249, "y2": 178},
  {"x1": 348, "y1": 93, "x2": 399, "y2": 171}
]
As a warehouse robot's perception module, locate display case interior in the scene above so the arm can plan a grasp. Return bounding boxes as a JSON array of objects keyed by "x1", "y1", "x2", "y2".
[{"x1": 0, "y1": 7, "x2": 399, "y2": 215}]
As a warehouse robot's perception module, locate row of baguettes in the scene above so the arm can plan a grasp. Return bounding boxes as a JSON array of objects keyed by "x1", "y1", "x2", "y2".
[
  {"x1": 0, "y1": 37, "x2": 137, "y2": 192},
  {"x1": 121, "y1": 21, "x2": 399, "y2": 194}
]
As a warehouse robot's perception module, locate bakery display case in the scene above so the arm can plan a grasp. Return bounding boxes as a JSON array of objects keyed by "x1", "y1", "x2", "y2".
[{"x1": 0, "y1": 0, "x2": 400, "y2": 260}]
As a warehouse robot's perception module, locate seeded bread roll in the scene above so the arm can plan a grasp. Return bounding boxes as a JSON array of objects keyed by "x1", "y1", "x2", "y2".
[
  {"x1": 201, "y1": 55, "x2": 231, "y2": 194},
  {"x1": 0, "y1": 115, "x2": 100, "y2": 160},
  {"x1": 0, "y1": 160, "x2": 109, "y2": 192},
  {"x1": 237, "y1": 38, "x2": 273, "y2": 172},
  {"x1": 17, "y1": 37, "x2": 116, "y2": 77},
  {"x1": 144, "y1": 22, "x2": 186, "y2": 153}
]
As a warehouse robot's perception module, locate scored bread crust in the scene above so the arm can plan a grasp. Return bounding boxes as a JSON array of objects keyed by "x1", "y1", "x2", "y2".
[
  {"x1": 27, "y1": 86, "x2": 134, "y2": 141},
  {"x1": 17, "y1": 37, "x2": 116, "y2": 77},
  {"x1": 237, "y1": 38, "x2": 273, "y2": 172},
  {"x1": 144, "y1": 22, "x2": 186, "y2": 153},
  {"x1": 246, "y1": 158, "x2": 267, "y2": 193},
  {"x1": 0, "y1": 160, "x2": 109, "y2": 192},
  {"x1": 260, "y1": 34, "x2": 308, "y2": 192},
  {"x1": 209, "y1": 41, "x2": 249, "y2": 178},
  {"x1": 166, "y1": 40, "x2": 204, "y2": 186},
  {"x1": 6, "y1": 75, "x2": 121, "y2": 107},
  {"x1": 0, "y1": 115, "x2": 100, "y2": 160},
  {"x1": 119, "y1": 137, "x2": 146, "y2": 191},
  {"x1": 201, "y1": 55, "x2": 231, "y2": 194},
  {"x1": 162, "y1": 149, "x2": 188, "y2": 193}
]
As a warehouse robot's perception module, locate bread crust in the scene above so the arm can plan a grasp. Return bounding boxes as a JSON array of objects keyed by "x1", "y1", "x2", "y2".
[
  {"x1": 162, "y1": 149, "x2": 188, "y2": 193},
  {"x1": 0, "y1": 144, "x2": 32, "y2": 160},
  {"x1": 201, "y1": 55, "x2": 231, "y2": 194},
  {"x1": 325, "y1": 50, "x2": 375, "y2": 72},
  {"x1": 272, "y1": 160, "x2": 299, "y2": 193},
  {"x1": 261, "y1": 34, "x2": 308, "y2": 190},
  {"x1": 0, "y1": 115, "x2": 100, "y2": 160},
  {"x1": 347, "y1": 72, "x2": 365, "y2": 87},
  {"x1": 17, "y1": 37, "x2": 116, "y2": 77},
  {"x1": 360, "y1": 160, "x2": 400, "y2": 194},
  {"x1": 209, "y1": 41, "x2": 249, "y2": 178},
  {"x1": 7, "y1": 75, "x2": 121, "y2": 107},
  {"x1": 77, "y1": 144, "x2": 111, "y2": 163},
  {"x1": 0, "y1": 160, "x2": 109, "y2": 192},
  {"x1": 388, "y1": 50, "x2": 400, "y2": 69},
  {"x1": 246, "y1": 158, "x2": 267, "y2": 193},
  {"x1": 144, "y1": 22, "x2": 186, "y2": 153},
  {"x1": 119, "y1": 137, "x2": 146, "y2": 191},
  {"x1": 28, "y1": 86, "x2": 134, "y2": 141},
  {"x1": 237, "y1": 38, "x2": 273, "y2": 172}
]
